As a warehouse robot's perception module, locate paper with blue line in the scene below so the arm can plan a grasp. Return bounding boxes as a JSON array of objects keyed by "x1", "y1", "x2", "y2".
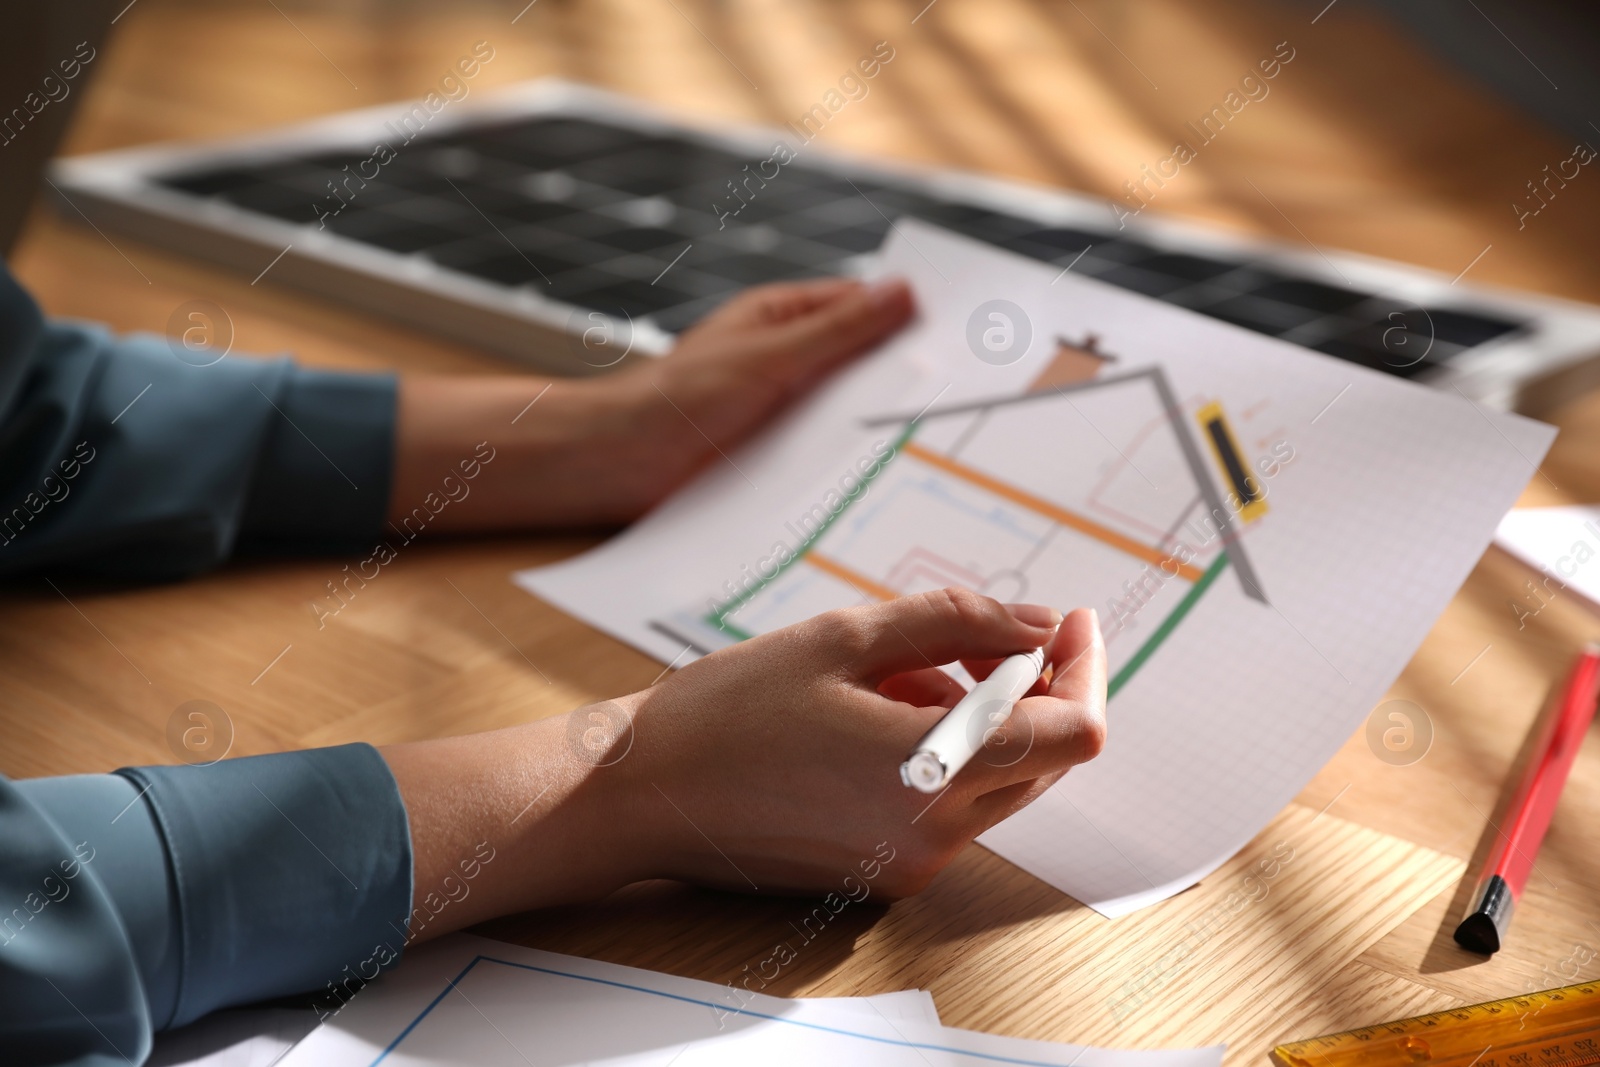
[{"x1": 279, "y1": 934, "x2": 1224, "y2": 1067}]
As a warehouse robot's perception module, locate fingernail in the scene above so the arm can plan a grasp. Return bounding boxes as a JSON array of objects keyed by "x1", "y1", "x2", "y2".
[
  {"x1": 866, "y1": 276, "x2": 909, "y2": 310},
  {"x1": 1005, "y1": 603, "x2": 1062, "y2": 628}
]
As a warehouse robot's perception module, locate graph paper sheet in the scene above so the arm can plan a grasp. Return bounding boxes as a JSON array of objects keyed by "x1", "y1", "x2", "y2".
[
  {"x1": 516, "y1": 221, "x2": 1553, "y2": 916},
  {"x1": 278, "y1": 934, "x2": 1224, "y2": 1067}
]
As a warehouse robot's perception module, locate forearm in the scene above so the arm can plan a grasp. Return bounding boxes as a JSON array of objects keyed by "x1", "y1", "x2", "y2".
[{"x1": 386, "y1": 373, "x2": 681, "y2": 533}]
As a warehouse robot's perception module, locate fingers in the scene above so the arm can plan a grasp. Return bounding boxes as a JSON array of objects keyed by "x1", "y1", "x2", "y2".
[
  {"x1": 968, "y1": 772, "x2": 1063, "y2": 832},
  {"x1": 974, "y1": 608, "x2": 1107, "y2": 787},
  {"x1": 821, "y1": 588, "x2": 1061, "y2": 684},
  {"x1": 697, "y1": 276, "x2": 905, "y2": 335},
  {"x1": 878, "y1": 666, "x2": 967, "y2": 708},
  {"x1": 718, "y1": 278, "x2": 911, "y2": 400},
  {"x1": 957, "y1": 668, "x2": 1052, "y2": 699},
  {"x1": 1046, "y1": 607, "x2": 1105, "y2": 702},
  {"x1": 960, "y1": 604, "x2": 1062, "y2": 689},
  {"x1": 665, "y1": 277, "x2": 913, "y2": 415},
  {"x1": 753, "y1": 279, "x2": 867, "y2": 325},
  {"x1": 772, "y1": 278, "x2": 913, "y2": 380},
  {"x1": 705, "y1": 278, "x2": 864, "y2": 330}
]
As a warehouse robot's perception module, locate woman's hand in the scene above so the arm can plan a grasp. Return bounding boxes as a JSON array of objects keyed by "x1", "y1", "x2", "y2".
[
  {"x1": 606, "y1": 590, "x2": 1106, "y2": 897},
  {"x1": 382, "y1": 590, "x2": 1106, "y2": 935},
  {"x1": 388, "y1": 277, "x2": 914, "y2": 531}
]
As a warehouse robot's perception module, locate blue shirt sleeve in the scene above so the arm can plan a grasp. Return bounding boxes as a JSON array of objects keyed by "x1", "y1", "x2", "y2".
[
  {"x1": 1, "y1": 745, "x2": 415, "y2": 1066},
  {"x1": 0, "y1": 773, "x2": 150, "y2": 1067},
  {"x1": 0, "y1": 260, "x2": 396, "y2": 580}
]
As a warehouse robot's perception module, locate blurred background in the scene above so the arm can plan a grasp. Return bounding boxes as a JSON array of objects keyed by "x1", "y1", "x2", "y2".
[
  {"x1": 15, "y1": 1, "x2": 1600, "y2": 278},
  {"x1": 6, "y1": 0, "x2": 1599, "y2": 415}
]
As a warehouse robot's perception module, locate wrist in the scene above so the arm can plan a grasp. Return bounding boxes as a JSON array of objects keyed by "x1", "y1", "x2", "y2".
[
  {"x1": 503, "y1": 372, "x2": 693, "y2": 525},
  {"x1": 384, "y1": 711, "x2": 661, "y2": 939},
  {"x1": 553, "y1": 691, "x2": 677, "y2": 884},
  {"x1": 501, "y1": 698, "x2": 671, "y2": 898}
]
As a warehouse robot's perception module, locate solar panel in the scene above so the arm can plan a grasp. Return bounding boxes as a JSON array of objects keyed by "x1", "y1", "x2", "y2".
[{"x1": 157, "y1": 114, "x2": 1520, "y2": 380}]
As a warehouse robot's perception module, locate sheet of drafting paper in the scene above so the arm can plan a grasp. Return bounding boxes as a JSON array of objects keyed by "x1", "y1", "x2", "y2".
[
  {"x1": 518, "y1": 221, "x2": 1553, "y2": 916},
  {"x1": 279, "y1": 935, "x2": 1224, "y2": 1067}
]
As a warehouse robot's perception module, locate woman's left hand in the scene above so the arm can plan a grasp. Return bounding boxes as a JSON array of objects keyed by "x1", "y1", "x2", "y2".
[{"x1": 388, "y1": 276, "x2": 914, "y2": 530}]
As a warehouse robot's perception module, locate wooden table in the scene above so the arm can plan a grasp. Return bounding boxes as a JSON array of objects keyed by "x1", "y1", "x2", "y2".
[{"x1": 7, "y1": 0, "x2": 1600, "y2": 1061}]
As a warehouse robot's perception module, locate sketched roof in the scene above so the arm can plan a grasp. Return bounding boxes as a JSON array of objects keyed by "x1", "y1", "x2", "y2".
[{"x1": 862, "y1": 365, "x2": 1268, "y2": 604}]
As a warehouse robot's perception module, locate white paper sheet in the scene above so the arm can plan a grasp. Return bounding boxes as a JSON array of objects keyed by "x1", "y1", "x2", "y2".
[
  {"x1": 278, "y1": 934, "x2": 1222, "y2": 1067},
  {"x1": 146, "y1": 1007, "x2": 321, "y2": 1067},
  {"x1": 143, "y1": 986, "x2": 936, "y2": 1067},
  {"x1": 1494, "y1": 505, "x2": 1600, "y2": 616},
  {"x1": 827, "y1": 988, "x2": 942, "y2": 1024},
  {"x1": 517, "y1": 221, "x2": 1553, "y2": 916}
]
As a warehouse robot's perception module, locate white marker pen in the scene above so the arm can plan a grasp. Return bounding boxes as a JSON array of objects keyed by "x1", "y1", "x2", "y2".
[{"x1": 900, "y1": 645, "x2": 1048, "y2": 793}]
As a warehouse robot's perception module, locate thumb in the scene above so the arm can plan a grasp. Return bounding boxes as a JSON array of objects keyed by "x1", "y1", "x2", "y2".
[{"x1": 818, "y1": 587, "x2": 1060, "y2": 684}]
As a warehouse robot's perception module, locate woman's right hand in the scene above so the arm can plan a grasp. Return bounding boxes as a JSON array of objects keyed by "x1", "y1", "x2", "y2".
[
  {"x1": 384, "y1": 589, "x2": 1106, "y2": 936},
  {"x1": 601, "y1": 589, "x2": 1107, "y2": 898}
]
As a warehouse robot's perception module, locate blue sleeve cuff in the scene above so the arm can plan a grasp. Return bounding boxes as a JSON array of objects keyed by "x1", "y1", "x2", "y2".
[
  {"x1": 237, "y1": 367, "x2": 397, "y2": 555},
  {"x1": 0, "y1": 774, "x2": 151, "y2": 1066},
  {"x1": 115, "y1": 743, "x2": 413, "y2": 1029},
  {"x1": 10, "y1": 773, "x2": 180, "y2": 1031}
]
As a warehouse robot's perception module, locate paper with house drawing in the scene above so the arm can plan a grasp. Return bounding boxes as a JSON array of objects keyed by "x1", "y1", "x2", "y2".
[
  {"x1": 278, "y1": 934, "x2": 1224, "y2": 1067},
  {"x1": 516, "y1": 220, "x2": 1552, "y2": 916}
]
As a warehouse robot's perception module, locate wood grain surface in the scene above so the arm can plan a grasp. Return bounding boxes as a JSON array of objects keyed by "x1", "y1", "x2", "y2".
[{"x1": 6, "y1": 0, "x2": 1600, "y2": 1060}]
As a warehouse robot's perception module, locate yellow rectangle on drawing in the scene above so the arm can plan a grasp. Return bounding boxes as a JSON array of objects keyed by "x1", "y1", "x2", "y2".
[{"x1": 1196, "y1": 401, "x2": 1268, "y2": 524}]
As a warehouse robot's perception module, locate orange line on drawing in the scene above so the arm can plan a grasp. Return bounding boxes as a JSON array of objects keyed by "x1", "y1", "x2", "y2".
[
  {"x1": 901, "y1": 441, "x2": 1204, "y2": 582},
  {"x1": 807, "y1": 553, "x2": 900, "y2": 602}
]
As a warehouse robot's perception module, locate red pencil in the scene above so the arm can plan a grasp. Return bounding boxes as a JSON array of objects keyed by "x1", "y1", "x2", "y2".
[{"x1": 1454, "y1": 642, "x2": 1600, "y2": 954}]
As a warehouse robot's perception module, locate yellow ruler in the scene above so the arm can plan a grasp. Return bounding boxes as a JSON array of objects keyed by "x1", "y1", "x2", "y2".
[{"x1": 1269, "y1": 981, "x2": 1600, "y2": 1067}]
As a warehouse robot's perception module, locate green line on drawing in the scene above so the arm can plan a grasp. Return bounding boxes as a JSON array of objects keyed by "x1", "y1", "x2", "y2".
[
  {"x1": 707, "y1": 418, "x2": 921, "y2": 630},
  {"x1": 710, "y1": 616, "x2": 755, "y2": 641},
  {"x1": 1107, "y1": 553, "x2": 1231, "y2": 700}
]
